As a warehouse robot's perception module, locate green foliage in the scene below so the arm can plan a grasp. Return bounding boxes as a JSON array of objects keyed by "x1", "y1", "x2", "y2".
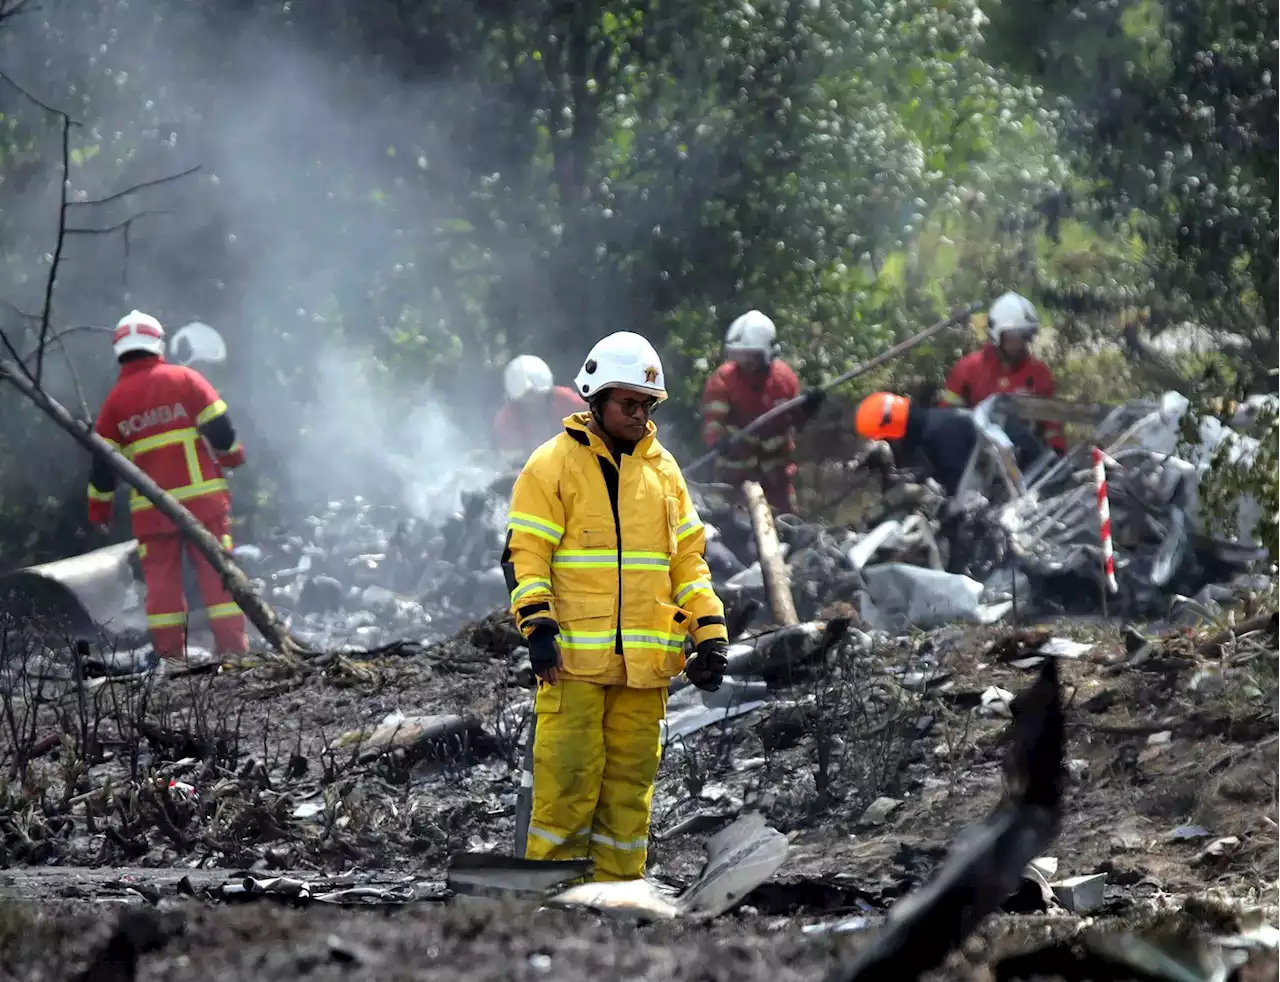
[{"x1": 0, "y1": 0, "x2": 1273, "y2": 560}]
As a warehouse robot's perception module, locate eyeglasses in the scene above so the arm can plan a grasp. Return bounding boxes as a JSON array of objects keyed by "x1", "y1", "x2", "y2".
[{"x1": 612, "y1": 395, "x2": 659, "y2": 418}]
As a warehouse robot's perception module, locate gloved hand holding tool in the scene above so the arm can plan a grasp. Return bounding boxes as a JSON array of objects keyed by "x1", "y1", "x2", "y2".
[
  {"x1": 685, "y1": 638, "x2": 728, "y2": 692},
  {"x1": 527, "y1": 625, "x2": 563, "y2": 685}
]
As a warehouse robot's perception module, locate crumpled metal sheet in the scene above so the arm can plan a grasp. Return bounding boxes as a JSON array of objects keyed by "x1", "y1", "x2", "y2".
[
  {"x1": 860, "y1": 563, "x2": 1011, "y2": 633},
  {"x1": 3, "y1": 540, "x2": 148, "y2": 643},
  {"x1": 548, "y1": 811, "x2": 789, "y2": 921},
  {"x1": 662, "y1": 677, "x2": 770, "y2": 745}
]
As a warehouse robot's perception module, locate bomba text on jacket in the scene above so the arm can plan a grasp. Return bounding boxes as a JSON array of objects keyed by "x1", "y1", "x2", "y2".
[{"x1": 116, "y1": 402, "x2": 189, "y2": 438}]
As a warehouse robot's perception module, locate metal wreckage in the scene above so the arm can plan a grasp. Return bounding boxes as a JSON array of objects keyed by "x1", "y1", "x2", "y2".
[
  {"x1": 0, "y1": 375, "x2": 1275, "y2": 979},
  {"x1": 4, "y1": 384, "x2": 1270, "y2": 658}
]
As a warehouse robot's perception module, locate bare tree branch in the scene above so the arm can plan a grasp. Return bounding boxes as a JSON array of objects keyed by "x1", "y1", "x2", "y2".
[
  {"x1": 0, "y1": 297, "x2": 39, "y2": 322},
  {"x1": 0, "y1": 68, "x2": 75, "y2": 120},
  {"x1": 67, "y1": 210, "x2": 171, "y2": 235},
  {"x1": 37, "y1": 112, "x2": 73, "y2": 385},
  {"x1": 68, "y1": 165, "x2": 201, "y2": 208},
  {"x1": 0, "y1": 72, "x2": 83, "y2": 386},
  {"x1": 0, "y1": 0, "x2": 37, "y2": 25}
]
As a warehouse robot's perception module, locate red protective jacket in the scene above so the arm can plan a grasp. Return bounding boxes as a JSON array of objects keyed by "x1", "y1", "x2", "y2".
[
  {"x1": 89, "y1": 356, "x2": 245, "y2": 536},
  {"x1": 701, "y1": 359, "x2": 801, "y2": 481},
  {"x1": 940, "y1": 344, "x2": 1066, "y2": 453},
  {"x1": 493, "y1": 386, "x2": 586, "y2": 455}
]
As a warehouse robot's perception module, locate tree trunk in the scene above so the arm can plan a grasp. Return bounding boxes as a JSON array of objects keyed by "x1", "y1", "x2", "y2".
[
  {"x1": 0, "y1": 358, "x2": 308, "y2": 660},
  {"x1": 742, "y1": 480, "x2": 799, "y2": 627}
]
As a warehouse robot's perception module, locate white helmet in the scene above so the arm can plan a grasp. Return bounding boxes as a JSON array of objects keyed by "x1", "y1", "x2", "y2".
[
  {"x1": 503, "y1": 355, "x2": 555, "y2": 401},
  {"x1": 724, "y1": 309, "x2": 778, "y2": 362},
  {"x1": 169, "y1": 321, "x2": 228, "y2": 367},
  {"x1": 987, "y1": 292, "x2": 1039, "y2": 345},
  {"x1": 574, "y1": 332, "x2": 667, "y2": 403},
  {"x1": 113, "y1": 310, "x2": 165, "y2": 358}
]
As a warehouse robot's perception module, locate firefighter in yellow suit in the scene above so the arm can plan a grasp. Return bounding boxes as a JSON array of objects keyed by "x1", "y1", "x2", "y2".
[{"x1": 501, "y1": 331, "x2": 730, "y2": 881}]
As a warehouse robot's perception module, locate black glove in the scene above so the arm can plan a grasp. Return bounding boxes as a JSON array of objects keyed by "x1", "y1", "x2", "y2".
[
  {"x1": 527, "y1": 626, "x2": 561, "y2": 680},
  {"x1": 685, "y1": 638, "x2": 728, "y2": 692},
  {"x1": 799, "y1": 388, "x2": 827, "y2": 418}
]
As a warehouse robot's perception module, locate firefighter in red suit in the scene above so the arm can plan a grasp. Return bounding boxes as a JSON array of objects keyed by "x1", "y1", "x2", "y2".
[
  {"x1": 88, "y1": 310, "x2": 248, "y2": 659},
  {"x1": 939, "y1": 291, "x2": 1067, "y2": 454},
  {"x1": 701, "y1": 310, "x2": 821, "y2": 513},
  {"x1": 494, "y1": 355, "x2": 587, "y2": 457}
]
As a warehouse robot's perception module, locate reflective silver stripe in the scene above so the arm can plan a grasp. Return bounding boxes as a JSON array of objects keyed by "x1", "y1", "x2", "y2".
[
  {"x1": 511, "y1": 579, "x2": 552, "y2": 603},
  {"x1": 675, "y1": 515, "x2": 701, "y2": 541},
  {"x1": 528, "y1": 824, "x2": 590, "y2": 846},
  {"x1": 620, "y1": 631, "x2": 684, "y2": 650},
  {"x1": 508, "y1": 514, "x2": 564, "y2": 545},
  {"x1": 674, "y1": 581, "x2": 713, "y2": 605},
  {"x1": 621, "y1": 555, "x2": 670, "y2": 570},
  {"x1": 590, "y1": 831, "x2": 648, "y2": 851}
]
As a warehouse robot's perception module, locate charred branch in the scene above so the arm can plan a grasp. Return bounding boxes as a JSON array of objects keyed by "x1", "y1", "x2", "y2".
[
  {"x1": 0, "y1": 358, "x2": 311, "y2": 661},
  {"x1": 67, "y1": 165, "x2": 201, "y2": 209}
]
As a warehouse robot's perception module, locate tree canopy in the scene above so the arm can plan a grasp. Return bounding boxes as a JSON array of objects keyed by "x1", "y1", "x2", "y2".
[{"x1": 0, "y1": 0, "x2": 1273, "y2": 563}]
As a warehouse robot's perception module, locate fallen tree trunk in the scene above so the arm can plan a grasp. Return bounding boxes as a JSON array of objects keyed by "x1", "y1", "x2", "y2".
[
  {"x1": 742, "y1": 480, "x2": 798, "y2": 627},
  {"x1": 0, "y1": 358, "x2": 308, "y2": 660}
]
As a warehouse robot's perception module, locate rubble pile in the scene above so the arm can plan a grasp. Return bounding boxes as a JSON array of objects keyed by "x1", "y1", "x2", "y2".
[
  {"x1": 234, "y1": 485, "x2": 514, "y2": 650},
  {"x1": 698, "y1": 391, "x2": 1272, "y2": 636}
]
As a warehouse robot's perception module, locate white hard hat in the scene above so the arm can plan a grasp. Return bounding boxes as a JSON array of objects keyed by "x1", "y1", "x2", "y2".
[
  {"x1": 113, "y1": 310, "x2": 166, "y2": 358},
  {"x1": 574, "y1": 332, "x2": 667, "y2": 403},
  {"x1": 169, "y1": 321, "x2": 227, "y2": 367},
  {"x1": 503, "y1": 355, "x2": 554, "y2": 401},
  {"x1": 987, "y1": 292, "x2": 1039, "y2": 344},
  {"x1": 724, "y1": 309, "x2": 778, "y2": 362}
]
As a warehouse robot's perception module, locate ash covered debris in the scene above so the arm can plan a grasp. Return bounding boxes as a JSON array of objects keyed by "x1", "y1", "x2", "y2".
[{"x1": 700, "y1": 390, "x2": 1271, "y2": 635}]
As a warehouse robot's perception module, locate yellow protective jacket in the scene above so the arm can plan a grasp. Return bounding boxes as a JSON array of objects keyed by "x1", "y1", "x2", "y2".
[{"x1": 501, "y1": 413, "x2": 728, "y2": 689}]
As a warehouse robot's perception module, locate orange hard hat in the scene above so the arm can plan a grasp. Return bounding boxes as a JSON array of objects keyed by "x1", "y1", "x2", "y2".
[{"x1": 855, "y1": 392, "x2": 910, "y2": 441}]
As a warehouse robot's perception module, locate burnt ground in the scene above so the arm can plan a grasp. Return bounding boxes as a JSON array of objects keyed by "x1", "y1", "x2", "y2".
[{"x1": 0, "y1": 609, "x2": 1276, "y2": 980}]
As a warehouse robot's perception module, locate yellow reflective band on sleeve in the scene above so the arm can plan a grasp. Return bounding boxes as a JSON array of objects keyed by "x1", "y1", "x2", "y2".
[
  {"x1": 552, "y1": 549, "x2": 617, "y2": 569},
  {"x1": 704, "y1": 421, "x2": 728, "y2": 436},
  {"x1": 939, "y1": 389, "x2": 966, "y2": 406},
  {"x1": 759, "y1": 434, "x2": 790, "y2": 451},
  {"x1": 675, "y1": 515, "x2": 702, "y2": 541},
  {"x1": 758, "y1": 457, "x2": 788, "y2": 472},
  {"x1": 704, "y1": 400, "x2": 732, "y2": 416},
  {"x1": 511, "y1": 578, "x2": 552, "y2": 604},
  {"x1": 717, "y1": 456, "x2": 760, "y2": 471},
  {"x1": 619, "y1": 630, "x2": 685, "y2": 651},
  {"x1": 674, "y1": 580, "x2": 714, "y2": 605},
  {"x1": 507, "y1": 511, "x2": 565, "y2": 545},
  {"x1": 197, "y1": 399, "x2": 228, "y2": 426},
  {"x1": 100, "y1": 436, "x2": 120, "y2": 449},
  {"x1": 220, "y1": 533, "x2": 233, "y2": 550},
  {"x1": 620, "y1": 551, "x2": 669, "y2": 571},
  {"x1": 147, "y1": 611, "x2": 188, "y2": 629},
  {"x1": 88, "y1": 485, "x2": 114, "y2": 503},
  {"x1": 205, "y1": 602, "x2": 240, "y2": 621}
]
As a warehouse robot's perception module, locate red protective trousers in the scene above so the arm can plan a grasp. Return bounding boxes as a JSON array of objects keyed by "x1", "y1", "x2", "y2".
[{"x1": 137, "y1": 513, "x2": 246, "y2": 658}]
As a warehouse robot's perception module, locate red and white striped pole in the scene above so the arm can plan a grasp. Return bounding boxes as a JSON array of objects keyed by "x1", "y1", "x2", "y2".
[{"x1": 1091, "y1": 446, "x2": 1118, "y2": 595}]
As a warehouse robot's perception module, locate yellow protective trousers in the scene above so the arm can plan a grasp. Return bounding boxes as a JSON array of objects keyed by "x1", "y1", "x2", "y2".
[{"x1": 524, "y1": 678, "x2": 666, "y2": 881}]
